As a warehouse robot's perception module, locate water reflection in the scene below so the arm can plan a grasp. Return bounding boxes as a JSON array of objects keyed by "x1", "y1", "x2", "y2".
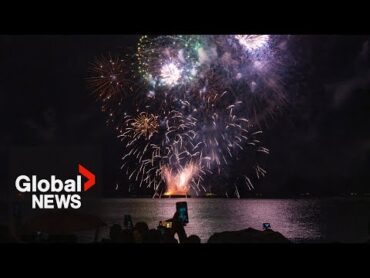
[{"x1": 84, "y1": 198, "x2": 326, "y2": 242}]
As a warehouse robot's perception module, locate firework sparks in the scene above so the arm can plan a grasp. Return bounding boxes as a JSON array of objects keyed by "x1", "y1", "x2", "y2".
[
  {"x1": 235, "y1": 35, "x2": 270, "y2": 51},
  {"x1": 162, "y1": 162, "x2": 199, "y2": 195},
  {"x1": 131, "y1": 112, "x2": 159, "y2": 140},
  {"x1": 160, "y1": 62, "x2": 182, "y2": 87},
  {"x1": 88, "y1": 35, "x2": 292, "y2": 196},
  {"x1": 87, "y1": 55, "x2": 127, "y2": 100}
]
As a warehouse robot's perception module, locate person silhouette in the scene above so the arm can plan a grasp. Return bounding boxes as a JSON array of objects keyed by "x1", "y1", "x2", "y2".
[
  {"x1": 169, "y1": 212, "x2": 187, "y2": 243},
  {"x1": 109, "y1": 224, "x2": 123, "y2": 242},
  {"x1": 133, "y1": 222, "x2": 149, "y2": 243}
]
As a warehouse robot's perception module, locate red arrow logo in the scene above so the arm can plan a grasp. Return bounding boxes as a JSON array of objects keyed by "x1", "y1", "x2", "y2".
[{"x1": 78, "y1": 164, "x2": 95, "y2": 191}]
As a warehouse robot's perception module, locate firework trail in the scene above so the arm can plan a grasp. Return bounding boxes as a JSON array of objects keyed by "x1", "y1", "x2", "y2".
[
  {"x1": 87, "y1": 55, "x2": 128, "y2": 111},
  {"x1": 88, "y1": 35, "x2": 292, "y2": 197},
  {"x1": 118, "y1": 110, "x2": 198, "y2": 194}
]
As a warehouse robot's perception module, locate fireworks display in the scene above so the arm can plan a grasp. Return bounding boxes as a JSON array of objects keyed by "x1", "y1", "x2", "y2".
[
  {"x1": 235, "y1": 35, "x2": 270, "y2": 51},
  {"x1": 130, "y1": 112, "x2": 159, "y2": 140},
  {"x1": 87, "y1": 55, "x2": 128, "y2": 112},
  {"x1": 87, "y1": 35, "x2": 292, "y2": 197},
  {"x1": 162, "y1": 162, "x2": 199, "y2": 196}
]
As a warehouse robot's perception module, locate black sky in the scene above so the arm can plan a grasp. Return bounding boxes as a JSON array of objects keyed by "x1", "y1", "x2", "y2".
[{"x1": 1, "y1": 35, "x2": 370, "y2": 196}]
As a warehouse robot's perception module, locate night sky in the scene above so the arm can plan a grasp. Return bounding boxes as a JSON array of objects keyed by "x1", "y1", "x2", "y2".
[{"x1": 1, "y1": 35, "x2": 370, "y2": 196}]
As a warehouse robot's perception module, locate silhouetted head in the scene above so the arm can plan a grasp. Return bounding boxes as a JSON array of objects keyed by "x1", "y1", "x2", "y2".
[
  {"x1": 186, "y1": 235, "x2": 201, "y2": 244},
  {"x1": 109, "y1": 224, "x2": 122, "y2": 242},
  {"x1": 134, "y1": 222, "x2": 149, "y2": 234},
  {"x1": 133, "y1": 222, "x2": 149, "y2": 243}
]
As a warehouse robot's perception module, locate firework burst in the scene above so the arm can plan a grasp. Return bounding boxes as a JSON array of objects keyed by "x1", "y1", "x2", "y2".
[
  {"x1": 130, "y1": 112, "x2": 159, "y2": 140},
  {"x1": 235, "y1": 35, "x2": 270, "y2": 51},
  {"x1": 86, "y1": 54, "x2": 134, "y2": 125},
  {"x1": 87, "y1": 55, "x2": 127, "y2": 100},
  {"x1": 118, "y1": 110, "x2": 198, "y2": 193},
  {"x1": 88, "y1": 35, "x2": 293, "y2": 197},
  {"x1": 161, "y1": 161, "x2": 199, "y2": 196}
]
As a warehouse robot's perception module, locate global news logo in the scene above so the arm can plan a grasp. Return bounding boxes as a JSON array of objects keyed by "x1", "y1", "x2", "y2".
[{"x1": 15, "y1": 164, "x2": 95, "y2": 209}]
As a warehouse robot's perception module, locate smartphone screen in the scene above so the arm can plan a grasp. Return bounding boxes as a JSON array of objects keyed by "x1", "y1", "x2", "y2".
[{"x1": 176, "y1": 202, "x2": 189, "y2": 224}]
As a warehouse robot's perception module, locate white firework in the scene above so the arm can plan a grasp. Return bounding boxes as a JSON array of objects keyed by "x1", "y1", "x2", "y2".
[
  {"x1": 160, "y1": 62, "x2": 182, "y2": 87},
  {"x1": 235, "y1": 35, "x2": 270, "y2": 51}
]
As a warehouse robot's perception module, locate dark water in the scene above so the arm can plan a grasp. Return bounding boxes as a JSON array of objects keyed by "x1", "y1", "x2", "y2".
[{"x1": 80, "y1": 198, "x2": 370, "y2": 243}]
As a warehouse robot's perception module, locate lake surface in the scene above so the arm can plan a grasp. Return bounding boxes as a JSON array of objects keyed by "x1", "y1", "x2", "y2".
[{"x1": 81, "y1": 197, "x2": 370, "y2": 243}]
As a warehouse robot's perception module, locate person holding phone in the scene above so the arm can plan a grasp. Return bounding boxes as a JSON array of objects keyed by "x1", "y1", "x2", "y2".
[
  {"x1": 157, "y1": 202, "x2": 201, "y2": 243},
  {"x1": 170, "y1": 211, "x2": 187, "y2": 243},
  {"x1": 157, "y1": 212, "x2": 187, "y2": 243}
]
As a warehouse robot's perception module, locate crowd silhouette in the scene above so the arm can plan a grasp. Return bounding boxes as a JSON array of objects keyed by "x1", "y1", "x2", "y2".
[
  {"x1": 0, "y1": 205, "x2": 297, "y2": 243},
  {"x1": 102, "y1": 212, "x2": 201, "y2": 244}
]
